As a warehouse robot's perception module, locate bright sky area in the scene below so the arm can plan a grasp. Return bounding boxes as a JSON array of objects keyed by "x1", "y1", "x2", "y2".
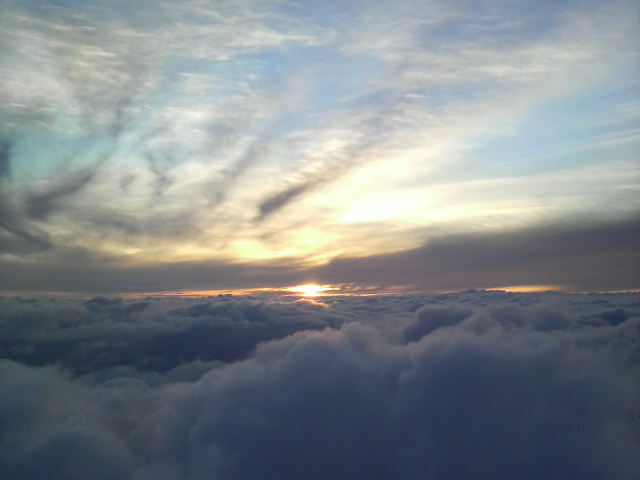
[{"x1": 0, "y1": 0, "x2": 638, "y2": 293}]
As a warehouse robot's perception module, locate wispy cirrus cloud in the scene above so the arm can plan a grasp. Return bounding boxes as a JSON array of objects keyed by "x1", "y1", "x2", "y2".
[{"x1": 0, "y1": 0, "x2": 637, "y2": 290}]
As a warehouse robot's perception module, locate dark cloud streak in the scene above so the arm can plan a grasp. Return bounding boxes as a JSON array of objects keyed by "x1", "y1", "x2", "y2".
[
  {"x1": 25, "y1": 165, "x2": 99, "y2": 220},
  {"x1": 255, "y1": 150, "x2": 368, "y2": 221},
  {"x1": 0, "y1": 246, "x2": 301, "y2": 294},
  {"x1": 0, "y1": 139, "x2": 11, "y2": 180},
  {"x1": 257, "y1": 179, "x2": 318, "y2": 221},
  {"x1": 313, "y1": 214, "x2": 640, "y2": 292},
  {"x1": 208, "y1": 140, "x2": 270, "y2": 208},
  {"x1": 0, "y1": 187, "x2": 52, "y2": 255},
  {"x1": 254, "y1": 90, "x2": 415, "y2": 222}
]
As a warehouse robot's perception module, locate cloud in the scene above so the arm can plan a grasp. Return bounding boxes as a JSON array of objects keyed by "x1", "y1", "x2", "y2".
[
  {"x1": 0, "y1": 213, "x2": 637, "y2": 293},
  {"x1": 0, "y1": 139, "x2": 11, "y2": 180},
  {"x1": 0, "y1": 190, "x2": 52, "y2": 254},
  {"x1": 257, "y1": 179, "x2": 318, "y2": 221},
  {"x1": 313, "y1": 214, "x2": 640, "y2": 292},
  {"x1": 403, "y1": 304, "x2": 474, "y2": 341},
  {"x1": 254, "y1": 111, "x2": 392, "y2": 221},
  {"x1": 0, "y1": 140, "x2": 51, "y2": 252},
  {"x1": 0, "y1": 154, "x2": 101, "y2": 254},
  {"x1": 7, "y1": 426, "x2": 135, "y2": 480},
  {"x1": 0, "y1": 244, "x2": 307, "y2": 293},
  {"x1": 208, "y1": 140, "x2": 271, "y2": 209},
  {"x1": 0, "y1": 0, "x2": 637, "y2": 271},
  {"x1": 0, "y1": 295, "x2": 337, "y2": 374},
  {"x1": 145, "y1": 152, "x2": 175, "y2": 198},
  {"x1": 0, "y1": 292, "x2": 639, "y2": 479},
  {"x1": 24, "y1": 165, "x2": 99, "y2": 220}
]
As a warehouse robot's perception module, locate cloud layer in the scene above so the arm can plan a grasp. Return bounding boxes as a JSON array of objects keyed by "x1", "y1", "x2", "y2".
[
  {"x1": 1, "y1": 291, "x2": 639, "y2": 479},
  {"x1": 1, "y1": 214, "x2": 636, "y2": 293}
]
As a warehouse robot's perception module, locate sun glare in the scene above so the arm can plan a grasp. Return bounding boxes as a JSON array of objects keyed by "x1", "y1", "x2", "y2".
[
  {"x1": 290, "y1": 284, "x2": 327, "y2": 297},
  {"x1": 489, "y1": 285, "x2": 563, "y2": 293}
]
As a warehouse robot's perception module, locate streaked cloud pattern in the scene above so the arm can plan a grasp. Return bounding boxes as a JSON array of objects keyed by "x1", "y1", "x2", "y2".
[{"x1": 0, "y1": 0, "x2": 638, "y2": 293}]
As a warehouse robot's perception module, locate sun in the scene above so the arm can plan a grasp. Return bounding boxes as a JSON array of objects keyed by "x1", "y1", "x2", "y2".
[{"x1": 289, "y1": 284, "x2": 327, "y2": 297}]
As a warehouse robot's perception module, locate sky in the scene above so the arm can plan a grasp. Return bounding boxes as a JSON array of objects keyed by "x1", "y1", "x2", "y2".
[
  {"x1": 1, "y1": 291, "x2": 639, "y2": 479},
  {"x1": 0, "y1": 0, "x2": 639, "y2": 294}
]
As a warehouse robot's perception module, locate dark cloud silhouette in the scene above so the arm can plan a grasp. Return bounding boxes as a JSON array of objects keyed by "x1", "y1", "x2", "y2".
[
  {"x1": 0, "y1": 190, "x2": 52, "y2": 254},
  {"x1": 0, "y1": 140, "x2": 111, "y2": 254},
  {"x1": 0, "y1": 138, "x2": 11, "y2": 180},
  {"x1": 257, "y1": 179, "x2": 318, "y2": 220},
  {"x1": 255, "y1": 157, "x2": 364, "y2": 221},
  {"x1": 0, "y1": 246, "x2": 303, "y2": 294},
  {"x1": 25, "y1": 165, "x2": 98, "y2": 220},
  {"x1": 0, "y1": 140, "x2": 51, "y2": 253},
  {"x1": 0, "y1": 292, "x2": 639, "y2": 480},
  {"x1": 314, "y1": 214, "x2": 640, "y2": 292}
]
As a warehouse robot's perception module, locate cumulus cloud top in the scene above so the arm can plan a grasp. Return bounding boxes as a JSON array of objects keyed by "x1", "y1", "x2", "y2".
[{"x1": 1, "y1": 291, "x2": 639, "y2": 479}]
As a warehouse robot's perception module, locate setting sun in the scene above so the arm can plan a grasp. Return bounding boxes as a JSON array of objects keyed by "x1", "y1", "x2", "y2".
[{"x1": 289, "y1": 284, "x2": 327, "y2": 297}]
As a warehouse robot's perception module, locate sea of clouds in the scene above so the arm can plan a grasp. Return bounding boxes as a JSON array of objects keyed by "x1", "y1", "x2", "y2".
[{"x1": 1, "y1": 291, "x2": 639, "y2": 480}]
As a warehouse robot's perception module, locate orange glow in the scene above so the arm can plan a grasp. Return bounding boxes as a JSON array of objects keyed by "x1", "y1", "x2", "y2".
[
  {"x1": 488, "y1": 285, "x2": 564, "y2": 293},
  {"x1": 114, "y1": 283, "x2": 410, "y2": 299},
  {"x1": 289, "y1": 284, "x2": 328, "y2": 297}
]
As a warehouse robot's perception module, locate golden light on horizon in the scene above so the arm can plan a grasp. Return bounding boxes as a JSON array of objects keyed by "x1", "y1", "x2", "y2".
[
  {"x1": 489, "y1": 285, "x2": 563, "y2": 293},
  {"x1": 289, "y1": 284, "x2": 327, "y2": 297}
]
